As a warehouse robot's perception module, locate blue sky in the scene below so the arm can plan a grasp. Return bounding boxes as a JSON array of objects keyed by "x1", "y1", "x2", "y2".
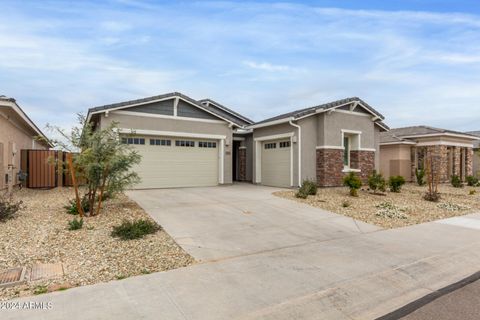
[{"x1": 1, "y1": 0, "x2": 480, "y2": 132}]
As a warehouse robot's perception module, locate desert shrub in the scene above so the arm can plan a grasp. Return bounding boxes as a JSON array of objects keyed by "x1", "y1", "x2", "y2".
[
  {"x1": 451, "y1": 175, "x2": 463, "y2": 188},
  {"x1": 437, "y1": 202, "x2": 470, "y2": 211},
  {"x1": 64, "y1": 196, "x2": 90, "y2": 215},
  {"x1": 341, "y1": 200, "x2": 351, "y2": 208},
  {"x1": 68, "y1": 218, "x2": 83, "y2": 230},
  {"x1": 295, "y1": 191, "x2": 308, "y2": 199},
  {"x1": 415, "y1": 168, "x2": 426, "y2": 186},
  {"x1": 388, "y1": 176, "x2": 405, "y2": 193},
  {"x1": 299, "y1": 180, "x2": 317, "y2": 196},
  {"x1": 466, "y1": 176, "x2": 479, "y2": 187},
  {"x1": 470, "y1": 189, "x2": 476, "y2": 195},
  {"x1": 0, "y1": 195, "x2": 22, "y2": 222},
  {"x1": 424, "y1": 192, "x2": 441, "y2": 202},
  {"x1": 33, "y1": 285, "x2": 48, "y2": 295},
  {"x1": 343, "y1": 172, "x2": 362, "y2": 197},
  {"x1": 111, "y1": 219, "x2": 161, "y2": 240},
  {"x1": 368, "y1": 170, "x2": 386, "y2": 194},
  {"x1": 375, "y1": 202, "x2": 408, "y2": 219}
]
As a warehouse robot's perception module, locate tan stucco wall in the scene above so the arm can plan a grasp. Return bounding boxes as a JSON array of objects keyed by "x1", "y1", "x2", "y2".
[
  {"x1": 0, "y1": 111, "x2": 48, "y2": 189},
  {"x1": 321, "y1": 111, "x2": 376, "y2": 149},
  {"x1": 298, "y1": 116, "x2": 318, "y2": 181},
  {"x1": 380, "y1": 144, "x2": 412, "y2": 180},
  {"x1": 100, "y1": 112, "x2": 234, "y2": 184}
]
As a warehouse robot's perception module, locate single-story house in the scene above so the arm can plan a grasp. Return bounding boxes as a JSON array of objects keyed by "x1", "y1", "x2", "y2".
[
  {"x1": 86, "y1": 92, "x2": 388, "y2": 189},
  {"x1": 0, "y1": 95, "x2": 51, "y2": 190},
  {"x1": 466, "y1": 131, "x2": 480, "y2": 177},
  {"x1": 380, "y1": 126, "x2": 480, "y2": 182}
]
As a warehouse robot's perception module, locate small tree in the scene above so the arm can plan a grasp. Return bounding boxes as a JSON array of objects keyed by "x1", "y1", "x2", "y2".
[
  {"x1": 343, "y1": 172, "x2": 362, "y2": 197},
  {"x1": 368, "y1": 170, "x2": 386, "y2": 194},
  {"x1": 47, "y1": 115, "x2": 141, "y2": 216}
]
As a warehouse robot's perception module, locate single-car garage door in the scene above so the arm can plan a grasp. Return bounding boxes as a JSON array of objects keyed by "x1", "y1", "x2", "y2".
[
  {"x1": 261, "y1": 139, "x2": 291, "y2": 187},
  {"x1": 126, "y1": 136, "x2": 219, "y2": 189}
]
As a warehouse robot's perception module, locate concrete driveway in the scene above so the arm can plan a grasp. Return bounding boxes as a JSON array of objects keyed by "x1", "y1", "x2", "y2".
[
  {"x1": 3, "y1": 184, "x2": 480, "y2": 320},
  {"x1": 126, "y1": 183, "x2": 381, "y2": 262}
]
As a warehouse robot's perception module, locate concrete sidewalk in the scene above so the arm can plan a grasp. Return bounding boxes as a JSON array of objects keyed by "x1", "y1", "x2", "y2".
[{"x1": 2, "y1": 185, "x2": 480, "y2": 319}]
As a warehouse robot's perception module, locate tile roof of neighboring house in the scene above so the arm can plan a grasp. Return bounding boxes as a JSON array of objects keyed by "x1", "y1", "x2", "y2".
[
  {"x1": 87, "y1": 92, "x2": 250, "y2": 127},
  {"x1": 251, "y1": 97, "x2": 386, "y2": 126},
  {"x1": 380, "y1": 126, "x2": 480, "y2": 144},
  {"x1": 0, "y1": 95, "x2": 52, "y2": 147},
  {"x1": 466, "y1": 131, "x2": 480, "y2": 148},
  {"x1": 198, "y1": 98, "x2": 254, "y2": 125}
]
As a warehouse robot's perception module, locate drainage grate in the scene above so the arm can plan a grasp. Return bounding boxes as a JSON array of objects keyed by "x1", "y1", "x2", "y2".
[
  {"x1": 30, "y1": 263, "x2": 64, "y2": 281},
  {"x1": 0, "y1": 267, "x2": 26, "y2": 288}
]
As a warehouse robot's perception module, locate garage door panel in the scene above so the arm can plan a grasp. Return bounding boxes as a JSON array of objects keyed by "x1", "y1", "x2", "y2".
[
  {"x1": 261, "y1": 139, "x2": 291, "y2": 188},
  {"x1": 131, "y1": 137, "x2": 219, "y2": 189}
]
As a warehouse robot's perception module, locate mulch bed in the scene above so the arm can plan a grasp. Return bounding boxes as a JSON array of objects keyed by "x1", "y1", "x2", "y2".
[
  {"x1": 275, "y1": 184, "x2": 480, "y2": 229},
  {"x1": 0, "y1": 188, "x2": 194, "y2": 300}
]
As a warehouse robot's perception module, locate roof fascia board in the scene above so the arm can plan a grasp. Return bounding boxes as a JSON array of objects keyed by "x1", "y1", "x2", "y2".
[
  {"x1": 380, "y1": 141, "x2": 417, "y2": 146},
  {"x1": 247, "y1": 117, "x2": 294, "y2": 129},
  {"x1": 204, "y1": 100, "x2": 253, "y2": 124},
  {"x1": 401, "y1": 132, "x2": 480, "y2": 140}
]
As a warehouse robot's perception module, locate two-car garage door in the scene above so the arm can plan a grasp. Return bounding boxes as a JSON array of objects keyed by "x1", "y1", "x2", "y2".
[{"x1": 128, "y1": 136, "x2": 219, "y2": 189}]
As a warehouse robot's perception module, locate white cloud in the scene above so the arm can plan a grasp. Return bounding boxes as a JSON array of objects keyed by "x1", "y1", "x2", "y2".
[{"x1": 243, "y1": 61, "x2": 292, "y2": 72}]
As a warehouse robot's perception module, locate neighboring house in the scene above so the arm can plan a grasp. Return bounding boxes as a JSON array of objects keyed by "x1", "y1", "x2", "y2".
[
  {"x1": 380, "y1": 126, "x2": 479, "y2": 182},
  {"x1": 86, "y1": 92, "x2": 388, "y2": 189},
  {"x1": 0, "y1": 95, "x2": 51, "y2": 190},
  {"x1": 466, "y1": 131, "x2": 480, "y2": 177}
]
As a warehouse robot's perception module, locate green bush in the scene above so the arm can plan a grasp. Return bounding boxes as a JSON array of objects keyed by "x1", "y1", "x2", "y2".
[
  {"x1": 295, "y1": 191, "x2": 308, "y2": 199},
  {"x1": 451, "y1": 175, "x2": 463, "y2": 188},
  {"x1": 466, "y1": 176, "x2": 479, "y2": 187},
  {"x1": 415, "y1": 168, "x2": 426, "y2": 186},
  {"x1": 368, "y1": 170, "x2": 386, "y2": 194},
  {"x1": 111, "y1": 219, "x2": 161, "y2": 240},
  {"x1": 341, "y1": 200, "x2": 351, "y2": 208},
  {"x1": 343, "y1": 172, "x2": 362, "y2": 197},
  {"x1": 469, "y1": 189, "x2": 476, "y2": 195},
  {"x1": 64, "y1": 196, "x2": 90, "y2": 215},
  {"x1": 0, "y1": 196, "x2": 22, "y2": 222},
  {"x1": 388, "y1": 176, "x2": 406, "y2": 193},
  {"x1": 68, "y1": 218, "x2": 83, "y2": 230},
  {"x1": 299, "y1": 180, "x2": 318, "y2": 196}
]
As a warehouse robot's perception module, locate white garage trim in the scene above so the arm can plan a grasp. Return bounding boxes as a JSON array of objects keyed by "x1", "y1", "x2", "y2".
[
  {"x1": 118, "y1": 128, "x2": 226, "y2": 140},
  {"x1": 254, "y1": 132, "x2": 294, "y2": 142}
]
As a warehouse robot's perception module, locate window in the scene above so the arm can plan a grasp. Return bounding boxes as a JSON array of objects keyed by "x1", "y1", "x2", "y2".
[
  {"x1": 150, "y1": 139, "x2": 171, "y2": 146},
  {"x1": 264, "y1": 143, "x2": 276, "y2": 149},
  {"x1": 175, "y1": 140, "x2": 195, "y2": 147},
  {"x1": 343, "y1": 136, "x2": 350, "y2": 167},
  {"x1": 199, "y1": 141, "x2": 217, "y2": 148},
  {"x1": 123, "y1": 137, "x2": 145, "y2": 145},
  {"x1": 279, "y1": 141, "x2": 290, "y2": 148}
]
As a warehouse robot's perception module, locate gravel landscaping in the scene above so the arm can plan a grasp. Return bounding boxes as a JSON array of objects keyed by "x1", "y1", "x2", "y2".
[
  {"x1": 0, "y1": 188, "x2": 194, "y2": 300},
  {"x1": 275, "y1": 184, "x2": 480, "y2": 229}
]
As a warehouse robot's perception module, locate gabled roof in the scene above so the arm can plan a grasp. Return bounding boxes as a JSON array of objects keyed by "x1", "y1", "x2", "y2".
[
  {"x1": 199, "y1": 98, "x2": 254, "y2": 126},
  {"x1": 0, "y1": 95, "x2": 52, "y2": 147},
  {"x1": 87, "y1": 92, "x2": 247, "y2": 127},
  {"x1": 380, "y1": 126, "x2": 480, "y2": 145},
  {"x1": 248, "y1": 97, "x2": 387, "y2": 130}
]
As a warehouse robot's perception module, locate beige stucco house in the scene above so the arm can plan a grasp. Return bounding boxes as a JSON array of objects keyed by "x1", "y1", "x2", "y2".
[
  {"x1": 87, "y1": 92, "x2": 387, "y2": 189},
  {"x1": 0, "y1": 95, "x2": 51, "y2": 190},
  {"x1": 380, "y1": 126, "x2": 480, "y2": 182}
]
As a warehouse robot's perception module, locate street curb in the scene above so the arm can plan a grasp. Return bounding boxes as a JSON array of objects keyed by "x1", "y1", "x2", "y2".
[{"x1": 376, "y1": 270, "x2": 480, "y2": 320}]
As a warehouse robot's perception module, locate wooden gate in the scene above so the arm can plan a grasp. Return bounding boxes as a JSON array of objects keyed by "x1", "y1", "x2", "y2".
[{"x1": 20, "y1": 150, "x2": 76, "y2": 188}]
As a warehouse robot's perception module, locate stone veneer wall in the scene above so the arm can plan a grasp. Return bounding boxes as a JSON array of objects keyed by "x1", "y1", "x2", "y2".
[
  {"x1": 350, "y1": 151, "x2": 375, "y2": 182},
  {"x1": 316, "y1": 149, "x2": 344, "y2": 187},
  {"x1": 238, "y1": 147, "x2": 246, "y2": 181},
  {"x1": 425, "y1": 145, "x2": 449, "y2": 183},
  {"x1": 316, "y1": 149, "x2": 375, "y2": 187},
  {"x1": 466, "y1": 147, "x2": 473, "y2": 177}
]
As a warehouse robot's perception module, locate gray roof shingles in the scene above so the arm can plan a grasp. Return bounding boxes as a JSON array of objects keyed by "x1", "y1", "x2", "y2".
[
  {"x1": 381, "y1": 126, "x2": 479, "y2": 144},
  {"x1": 87, "y1": 93, "x2": 388, "y2": 130}
]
